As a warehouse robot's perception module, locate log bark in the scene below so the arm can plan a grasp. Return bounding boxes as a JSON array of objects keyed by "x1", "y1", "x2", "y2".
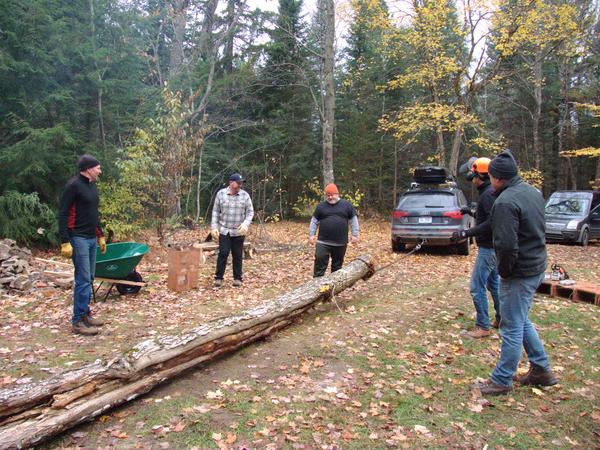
[{"x1": 0, "y1": 255, "x2": 374, "y2": 449}]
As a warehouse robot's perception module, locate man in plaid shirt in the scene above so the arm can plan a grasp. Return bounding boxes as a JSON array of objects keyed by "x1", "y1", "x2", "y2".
[{"x1": 211, "y1": 173, "x2": 254, "y2": 287}]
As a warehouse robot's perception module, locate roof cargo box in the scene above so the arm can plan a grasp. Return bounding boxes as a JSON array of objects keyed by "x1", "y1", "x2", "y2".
[{"x1": 413, "y1": 166, "x2": 452, "y2": 184}]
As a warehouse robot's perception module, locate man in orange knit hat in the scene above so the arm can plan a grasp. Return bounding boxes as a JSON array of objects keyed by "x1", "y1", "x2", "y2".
[{"x1": 308, "y1": 183, "x2": 359, "y2": 277}]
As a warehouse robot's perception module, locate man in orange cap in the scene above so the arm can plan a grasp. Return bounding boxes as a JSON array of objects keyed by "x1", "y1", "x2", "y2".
[
  {"x1": 308, "y1": 183, "x2": 359, "y2": 277},
  {"x1": 452, "y1": 157, "x2": 500, "y2": 338}
]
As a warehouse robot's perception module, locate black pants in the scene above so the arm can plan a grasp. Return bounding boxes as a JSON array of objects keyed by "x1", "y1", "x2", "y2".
[
  {"x1": 313, "y1": 243, "x2": 347, "y2": 277},
  {"x1": 215, "y1": 234, "x2": 245, "y2": 281}
]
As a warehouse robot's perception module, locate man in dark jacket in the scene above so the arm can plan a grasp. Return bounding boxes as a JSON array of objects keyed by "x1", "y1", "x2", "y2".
[
  {"x1": 58, "y1": 155, "x2": 107, "y2": 336},
  {"x1": 473, "y1": 151, "x2": 557, "y2": 395},
  {"x1": 452, "y1": 157, "x2": 500, "y2": 338},
  {"x1": 309, "y1": 183, "x2": 359, "y2": 277}
]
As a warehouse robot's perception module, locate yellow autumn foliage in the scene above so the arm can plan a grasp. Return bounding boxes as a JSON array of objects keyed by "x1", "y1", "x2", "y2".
[
  {"x1": 520, "y1": 168, "x2": 544, "y2": 189},
  {"x1": 380, "y1": 103, "x2": 478, "y2": 141},
  {"x1": 560, "y1": 147, "x2": 600, "y2": 158}
]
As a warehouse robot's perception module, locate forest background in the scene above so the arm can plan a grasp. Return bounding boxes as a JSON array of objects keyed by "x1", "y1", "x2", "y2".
[{"x1": 0, "y1": 0, "x2": 599, "y2": 246}]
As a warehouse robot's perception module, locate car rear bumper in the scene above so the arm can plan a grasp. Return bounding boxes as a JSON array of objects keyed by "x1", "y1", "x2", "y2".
[
  {"x1": 545, "y1": 231, "x2": 578, "y2": 243},
  {"x1": 392, "y1": 227, "x2": 465, "y2": 246}
]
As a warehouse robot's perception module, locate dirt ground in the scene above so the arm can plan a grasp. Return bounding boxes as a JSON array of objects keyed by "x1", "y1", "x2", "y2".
[{"x1": 1, "y1": 221, "x2": 599, "y2": 448}]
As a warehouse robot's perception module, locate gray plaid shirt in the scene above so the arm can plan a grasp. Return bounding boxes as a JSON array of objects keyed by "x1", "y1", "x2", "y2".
[{"x1": 211, "y1": 187, "x2": 254, "y2": 236}]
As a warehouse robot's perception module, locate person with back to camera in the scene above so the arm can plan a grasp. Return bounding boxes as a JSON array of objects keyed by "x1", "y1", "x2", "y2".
[{"x1": 472, "y1": 151, "x2": 557, "y2": 395}]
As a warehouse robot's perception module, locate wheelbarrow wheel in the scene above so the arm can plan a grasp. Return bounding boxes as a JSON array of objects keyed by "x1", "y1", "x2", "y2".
[{"x1": 116, "y1": 270, "x2": 143, "y2": 295}]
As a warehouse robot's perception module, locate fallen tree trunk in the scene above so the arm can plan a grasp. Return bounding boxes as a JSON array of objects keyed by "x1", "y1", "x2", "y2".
[{"x1": 0, "y1": 255, "x2": 374, "y2": 449}]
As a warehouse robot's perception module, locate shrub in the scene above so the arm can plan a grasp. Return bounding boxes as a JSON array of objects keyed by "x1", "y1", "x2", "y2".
[{"x1": 0, "y1": 191, "x2": 59, "y2": 247}]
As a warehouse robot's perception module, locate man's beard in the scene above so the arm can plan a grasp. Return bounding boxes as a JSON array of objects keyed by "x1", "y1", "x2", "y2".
[{"x1": 326, "y1": 197, "x2": 340, "y2": 204}]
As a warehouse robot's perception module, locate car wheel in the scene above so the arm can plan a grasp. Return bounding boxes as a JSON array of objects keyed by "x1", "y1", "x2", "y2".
[
  {"x1": 392, "y1": 239, "x2": 406, "y2": 253},
  {"x1": 457, "y1": 239, "x2": 470, "y2": 256},
  {"x1": 579, "y1": 227, "x2": 589, "y2": 247}
]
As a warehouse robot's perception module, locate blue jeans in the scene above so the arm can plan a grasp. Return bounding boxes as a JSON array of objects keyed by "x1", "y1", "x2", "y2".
[
  {"x1": 469, "y1": 246, "x2": 500, "y2": 329},
  {"x1": 491, "y1": 273, "x2": 551, "y2": 387},
  {"x1": 70, "y1": 236, "x2": 97, "y2": 324}
]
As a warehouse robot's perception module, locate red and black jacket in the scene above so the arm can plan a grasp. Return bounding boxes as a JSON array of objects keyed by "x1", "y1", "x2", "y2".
[{"x1": 58, "y1": 174, "x2": 104, "y2": 243}]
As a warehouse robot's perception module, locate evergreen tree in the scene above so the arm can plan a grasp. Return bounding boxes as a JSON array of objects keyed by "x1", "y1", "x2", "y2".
[
  {"x1": 258, "y1": 0, "x2": 318, "y2": 217},
  {"x1": 336, "y1": 0, "x2": 407, "y2": 210}
]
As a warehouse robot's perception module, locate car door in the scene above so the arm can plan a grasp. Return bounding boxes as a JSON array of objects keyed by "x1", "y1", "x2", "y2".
[{"x1": 589, "y1": 204, "x2": 600, "y2": 239}]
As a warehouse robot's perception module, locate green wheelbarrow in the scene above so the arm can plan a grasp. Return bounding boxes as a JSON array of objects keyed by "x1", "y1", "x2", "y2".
[{"x1": 94, "y1": 242, "x2": 149, "y2": 301}]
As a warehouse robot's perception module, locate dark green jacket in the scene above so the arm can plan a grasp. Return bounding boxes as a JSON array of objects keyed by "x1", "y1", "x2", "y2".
[{"x1": 490, "y1": 176, "x2": 547, "y2": 278}]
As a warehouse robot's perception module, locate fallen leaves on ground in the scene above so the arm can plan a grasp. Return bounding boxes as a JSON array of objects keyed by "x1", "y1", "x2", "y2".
[{"x1": 1, "y1": 221, "x2": 599, "y2": 449}]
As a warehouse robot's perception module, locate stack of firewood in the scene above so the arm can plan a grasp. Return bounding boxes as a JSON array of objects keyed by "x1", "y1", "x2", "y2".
[{"x1": 0, "y1": 239, "x2": 39, "y2": 293}]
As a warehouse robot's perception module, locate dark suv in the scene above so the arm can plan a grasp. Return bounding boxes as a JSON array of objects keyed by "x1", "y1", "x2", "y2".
[
  {"x1": 544, "y1": 190, "x2": 600, "y2": 246},
  {"x1": 391, "y1": 167, "x2": 474, "y2": 255}
]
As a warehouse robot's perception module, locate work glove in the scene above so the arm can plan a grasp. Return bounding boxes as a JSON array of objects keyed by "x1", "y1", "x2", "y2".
[
  {"x1": 60, "y1": 243, "x2": 73, "y2": 258},
  {"x1": 211, "y1": 228, "x2": 220, "y2": 241},
  {"x1": 237, "y1": 223, "x2": 249, "y2": 236},
  {"x1": 98, "y1": 236, "x2": 107, "y2": 254},
  {"x1": 451, "y1": 230, "x2": 468, "y2": 241},
  {"x1": 459, "y1": 206, "x2": 473, "y2": 216}
]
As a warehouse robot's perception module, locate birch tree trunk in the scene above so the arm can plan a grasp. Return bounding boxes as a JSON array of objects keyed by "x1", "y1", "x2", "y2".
[
  {"x1": 222, "y1": 0, "x2": 237, "y2": 74},
  {"x1": 449, "y1": 126, "x2": 463, "y2": 176},
  {"x1": 532, "y1": 54, "x2": 543, "y2": 170},
  {"x1": 320, "y1": 0, "x2": 335, "y2": 186},
  {"x1": 0, "y1": 256, "x2": 374, "y2": 449},
  {"x1": 557, "y1": 62, "x2": 576, "y2": 191},
  {"x1": 198, "y1": 0, "x2": 219, "y2": 58},
  {"x1": 89, "y1": 0, "x2": 106, "y2": 148},
  {"x1": 169, "y1": 0, "x2": 188, "y2": 79},
  {"x1": 432, "y1": 90, "x2": 445, "y2": 167}
]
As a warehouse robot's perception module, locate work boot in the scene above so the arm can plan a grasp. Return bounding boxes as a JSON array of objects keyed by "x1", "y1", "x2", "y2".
[
  {"x1": 232, "y1": 279, "x2": 243, "y2": 287},
  {"x1": 491, "y1": 319, "x2": 500, "y2": 329},
  {"x1": 84, "y1": 314, "x2": 105, "y2": 327},
  {"x1": 214, "y1": 279, "x2": 223, "y2": 288},
  {"x1": 467, "y1": 327, "x2": 491, "y2": 339},
  {"x1": 514, "y1": 364, "x2": 558, "y2": 386},
  {"x1": 472, "y1": 379, "x2": 512, "y2": 396},
  {"x1": 72, "y1": 320, "x2": 99, "y2": 336}
]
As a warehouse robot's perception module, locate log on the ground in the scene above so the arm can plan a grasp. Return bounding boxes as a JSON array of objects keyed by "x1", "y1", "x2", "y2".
[
  {"x1": 197, "y1": 241, "x2": 254, "y2": 264},
  {"x1": 0, "y1": 255, "x2": 374, "y2": 449}
]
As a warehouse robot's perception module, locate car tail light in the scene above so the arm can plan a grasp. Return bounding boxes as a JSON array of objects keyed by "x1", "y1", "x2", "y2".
[
  {"x1": 443, "y1": 210, "x2": 463, "y2": 220},
  {"x1": 392, "y1": 210, "x2": 409, "y2": 219}
]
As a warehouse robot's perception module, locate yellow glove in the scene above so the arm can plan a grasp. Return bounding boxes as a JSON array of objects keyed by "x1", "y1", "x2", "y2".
[
  {"x1": 60, "y1": 243, "x2": 73, "y2": 258},
  {"x1": 98, "y1": 236, "x2": 107, "y2": 254},
  {"x1": 237, "y1": 223, "x2": 249, "y2": 236},
  {"x1": 211, "y1": 228, "x2": 220, "y2": 241}
]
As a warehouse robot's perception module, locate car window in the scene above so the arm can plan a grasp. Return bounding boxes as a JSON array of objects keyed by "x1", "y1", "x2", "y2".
[
  {"x1": 545, "y1": 197, "x2": 590, "y2": 216},
  {"x1": 592, "y1": 194, "x2": 600, "y2": 210},
  {"x1": 398, "y1": 192, "x2": 456, "y2": 209}
]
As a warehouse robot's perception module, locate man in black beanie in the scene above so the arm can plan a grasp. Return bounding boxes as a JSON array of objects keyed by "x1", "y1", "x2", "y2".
[
  {"x1": 472, "y1": 150, "x2": 556, "y2": 395},
  {"x1": 58, "y1": 154, "x2": 107, "y2": 336}
]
